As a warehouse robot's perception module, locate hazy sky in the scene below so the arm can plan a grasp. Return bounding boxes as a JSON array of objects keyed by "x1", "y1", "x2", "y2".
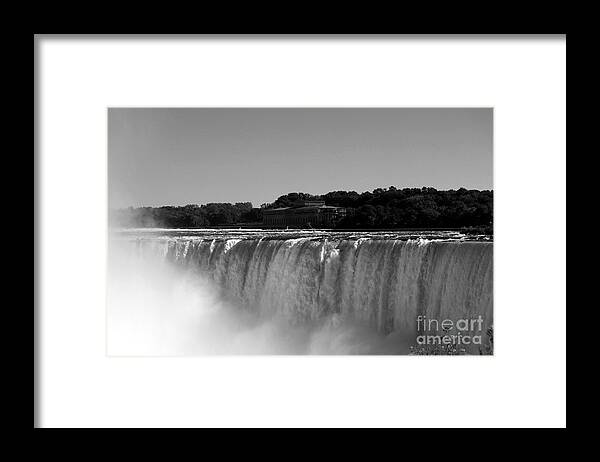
[{"x1": 108, "y1": 108, "x2": 492, "y2": 209}]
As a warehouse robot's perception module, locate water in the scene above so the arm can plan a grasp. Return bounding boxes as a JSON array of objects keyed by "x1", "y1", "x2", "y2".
[{"x1": 107, "y1": 230, "x2": 493, "y2": 355}]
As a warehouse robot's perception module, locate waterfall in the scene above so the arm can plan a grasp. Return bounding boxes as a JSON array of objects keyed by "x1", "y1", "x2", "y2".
[{"x1": 125, "y1": 235, "x2": 493, "y2": 344}]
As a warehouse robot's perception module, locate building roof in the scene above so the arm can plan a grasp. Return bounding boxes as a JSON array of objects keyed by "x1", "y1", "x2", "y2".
[
  {"x1": 262, "y1": 207, "x2": 291, "y2": 214},
  {"x1": 263, "y1": 205, "x2": 344, "y2": 214}
]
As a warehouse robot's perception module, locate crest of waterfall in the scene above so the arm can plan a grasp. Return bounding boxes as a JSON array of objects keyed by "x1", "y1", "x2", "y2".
[{"x1": 126, "y1": 234, "x2": 493, "y2": 338}]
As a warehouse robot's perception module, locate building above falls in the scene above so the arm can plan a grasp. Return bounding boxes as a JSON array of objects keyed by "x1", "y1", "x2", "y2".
[{"x1": 262, "y1": 200, "x2": 346, "y2": 228}]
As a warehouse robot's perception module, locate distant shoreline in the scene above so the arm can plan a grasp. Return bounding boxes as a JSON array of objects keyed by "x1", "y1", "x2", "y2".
[
  {"x1": 111, "y1": 226, "x2": 469, "y2": 232},
  {"x1": 109, "y1": 226, "x2": 493, "y2": 237}
]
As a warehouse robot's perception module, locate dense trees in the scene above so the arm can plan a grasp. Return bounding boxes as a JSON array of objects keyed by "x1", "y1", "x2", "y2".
[
  {"x1": 110, "y1": 187, "x2": 492, "y2": 229},
  {"x1": 110, "y1": 202, "x2": 259, "y2": 228},
  {"x1": 268, "y1": 187, "x2": 493, "y2": 228}
]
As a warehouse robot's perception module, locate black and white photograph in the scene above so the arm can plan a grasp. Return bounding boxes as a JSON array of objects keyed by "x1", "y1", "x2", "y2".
[{"x1": 108, "y1": 108, "x2": 493, "y2": 356}]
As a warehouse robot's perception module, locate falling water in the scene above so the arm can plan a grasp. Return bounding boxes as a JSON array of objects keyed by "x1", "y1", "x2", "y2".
[{"x1": 109, "y1": 231, "x2": 492, "y2": 354}]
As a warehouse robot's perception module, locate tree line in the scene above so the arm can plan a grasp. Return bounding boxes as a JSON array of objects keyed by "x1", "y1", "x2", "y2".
[
  {"x1": 110, "y1": 187, "x2": 492, "y2": 230},
  {"x1": 110, "y1": 202, "x2": 259, "y2": 228}
]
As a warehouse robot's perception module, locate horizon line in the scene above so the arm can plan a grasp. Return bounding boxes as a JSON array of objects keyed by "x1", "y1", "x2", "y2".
[{"x1": 110, "y1": 186, "x2": 494, "y2": 210}]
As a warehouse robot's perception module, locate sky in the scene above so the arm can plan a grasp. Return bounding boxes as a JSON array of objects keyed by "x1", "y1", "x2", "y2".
[{"x1": 108, "y1": 108, "x2": 492, "y2": 209}]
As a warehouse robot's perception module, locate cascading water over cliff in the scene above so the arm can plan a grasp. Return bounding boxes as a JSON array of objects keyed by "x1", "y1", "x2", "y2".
[{"x1": 109, "y1": 231, "x2": 492, "y2": 355}]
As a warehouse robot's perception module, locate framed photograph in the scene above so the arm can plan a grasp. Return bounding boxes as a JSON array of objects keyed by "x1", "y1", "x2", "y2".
[
  {"x1": 35, "y1": 35, "x2": 566, "y2": 428},
  {"x1": 107, "y1": 107, "x2": 493, "y2": 356}
]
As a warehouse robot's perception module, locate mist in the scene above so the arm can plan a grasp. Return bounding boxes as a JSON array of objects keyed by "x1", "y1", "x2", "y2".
[{"x1": 107, "y1": 237, "x2": 416, "y2": 355}]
